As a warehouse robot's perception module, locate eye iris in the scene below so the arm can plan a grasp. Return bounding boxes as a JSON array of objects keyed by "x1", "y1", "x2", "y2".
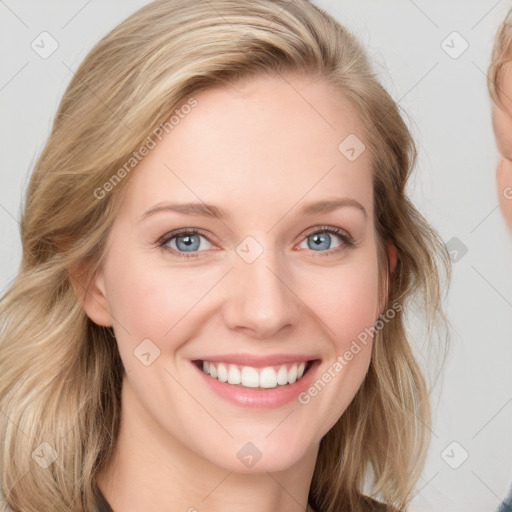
[
  {"x1": 308, "y1": 232, "x2": 331, "y2": 251},
  {"x1": 176, "y1": 233, "x2": 200, "y2": 252}
]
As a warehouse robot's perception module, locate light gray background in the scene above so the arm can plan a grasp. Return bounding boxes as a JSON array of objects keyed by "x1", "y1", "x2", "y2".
[{"x1": 1, "y1": 1, "x2": 511, "y2": 511}]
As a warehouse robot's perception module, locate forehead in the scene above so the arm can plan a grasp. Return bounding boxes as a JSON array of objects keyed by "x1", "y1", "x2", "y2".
[{"x1": 120, "y1": 72, "x2": 373, "y2": 223}]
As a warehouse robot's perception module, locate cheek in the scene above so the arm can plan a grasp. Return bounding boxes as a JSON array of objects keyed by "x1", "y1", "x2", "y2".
[
  {"x1": 297, "y1": 256, "x2": 379, "y2": 432},
  {"x1": 300, "y1": 255, "x2": 380, "y2": 345},
  {"x1": 493, "y1": 105, "x2": 512, "y2": 159},
  {"x1": 497, "y1": 158, "x2": 512, "y2": 231},
  {"x1": 103, "y1": 251, "x2": 204, "y2": 352}
]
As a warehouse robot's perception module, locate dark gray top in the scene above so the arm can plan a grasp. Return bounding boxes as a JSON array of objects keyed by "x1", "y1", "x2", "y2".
[
  {"x1": 90, "y1": 485, "x2": 394, "y2": 512},
  {"x1": 497, "y1": 481, "x2": 512, "y2": 512},
  {"x1": 93, "y1": 484, "x2": 114, "y2": 512}
]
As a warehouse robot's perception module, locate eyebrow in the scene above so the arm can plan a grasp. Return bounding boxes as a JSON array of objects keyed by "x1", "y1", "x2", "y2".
[{"x1": 139, "y1": 197, "x2": 368, "y2": 222}]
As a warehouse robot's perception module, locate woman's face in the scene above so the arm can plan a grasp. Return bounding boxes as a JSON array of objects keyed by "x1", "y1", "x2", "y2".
[{"x1": 83, "y1": 72, "x2": 385, "y2": 473}]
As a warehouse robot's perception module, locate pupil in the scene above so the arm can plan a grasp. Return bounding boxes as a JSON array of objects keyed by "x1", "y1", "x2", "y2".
[{"x1": 310, "y1": 232, "x2": 329, "y2": 250}]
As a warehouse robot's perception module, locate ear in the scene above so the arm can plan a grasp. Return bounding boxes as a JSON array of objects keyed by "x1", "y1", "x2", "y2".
[
  {"x1": 387, "y1": 241, "x2": 397, "y2": 273},
  {"x1": 69, "y1": 262, "x2": 113, "y2": 327}
]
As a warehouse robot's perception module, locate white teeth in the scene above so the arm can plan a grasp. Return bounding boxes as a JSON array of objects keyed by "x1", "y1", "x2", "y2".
[
  {"x1": 200, "y1": 360, "x2": 311, "y2": 389},
  {"x1": 259, "y1": 367, "x2": 277, "y2": 388},
  {"x1": 288, "y1": 364, "x2": 298, "y2": 384},
  {"x1": 277, "y1": 365, "x2": 288, "y2": 385},
  {"x1": 217, "y1": 363, "x2": 228, "y2": 383},
  {"x1": 241, "y1": 366, "x2": 259, "y2": 387},
  {"x1": 227, "y1": 364, "x2": 241, "y2": 384}
]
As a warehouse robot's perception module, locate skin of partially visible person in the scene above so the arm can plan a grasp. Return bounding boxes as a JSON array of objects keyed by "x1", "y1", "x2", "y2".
[
  {"x1": 489, "y1": 13, "x2": 512, "y2": 230},
  {"x1": 0, "y1": 1, "x2": 450, "y2": 512}
]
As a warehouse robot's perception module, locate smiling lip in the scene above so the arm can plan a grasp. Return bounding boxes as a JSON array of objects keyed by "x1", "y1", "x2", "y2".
[{"x1": 191, "y1": 354, "x2": 321, "y2": 409}]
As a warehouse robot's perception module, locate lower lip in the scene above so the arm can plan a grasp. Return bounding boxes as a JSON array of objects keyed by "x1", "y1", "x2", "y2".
[{"x1": 192, "y1": 360, "x2": 321, "y2": 409}]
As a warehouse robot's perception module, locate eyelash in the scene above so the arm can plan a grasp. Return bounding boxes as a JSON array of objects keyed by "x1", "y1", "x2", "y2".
[{"x1": 156, "y1": 226, "x2": 355, "y2": 259}]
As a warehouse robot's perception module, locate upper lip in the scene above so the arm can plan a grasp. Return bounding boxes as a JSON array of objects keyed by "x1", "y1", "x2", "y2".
[{"x1": 192, "y1": 353, "x2": 320, "y2": 368}]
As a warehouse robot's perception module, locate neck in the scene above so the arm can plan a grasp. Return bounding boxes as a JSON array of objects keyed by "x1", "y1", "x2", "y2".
[{"x1": 96, "y1": 376, "x2": 319, "y2": 512}]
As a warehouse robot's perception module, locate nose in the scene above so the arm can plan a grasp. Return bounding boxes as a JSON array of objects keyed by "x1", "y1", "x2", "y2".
[{"x1": 222, "y1": 244, "x2": 302, "y2": 340}]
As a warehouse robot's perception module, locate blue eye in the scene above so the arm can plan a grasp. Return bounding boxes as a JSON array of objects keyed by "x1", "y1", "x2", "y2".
[
  {"x1": 158, "y1": 229, "x2": 213, "y2": 258},
  {"x1": 298, "y1": 227, "x2": 354, "y2": 255},
  {"x1": 157, "y1": 226, "x2": 354, "y2": 259}
]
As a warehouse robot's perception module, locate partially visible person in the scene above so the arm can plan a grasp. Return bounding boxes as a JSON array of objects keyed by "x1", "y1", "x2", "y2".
[
  {"x1": 488, "y1": 6, "x2": 512, "y2": 512},
  {"x1": 498, "y1": 484, "x2": 512, "y2": 512},
  {"x1": 489, "y1": 7, "x2": 512, "y2": 231}
]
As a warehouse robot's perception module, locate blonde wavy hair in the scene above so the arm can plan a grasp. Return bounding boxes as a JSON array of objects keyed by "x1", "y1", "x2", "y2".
[
  {"x1": 0, "y1": 1, "x2": 450, "y2": 511},
  {"x1": 488, "y1": 7, "x2": 512, "y2": 108}
]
